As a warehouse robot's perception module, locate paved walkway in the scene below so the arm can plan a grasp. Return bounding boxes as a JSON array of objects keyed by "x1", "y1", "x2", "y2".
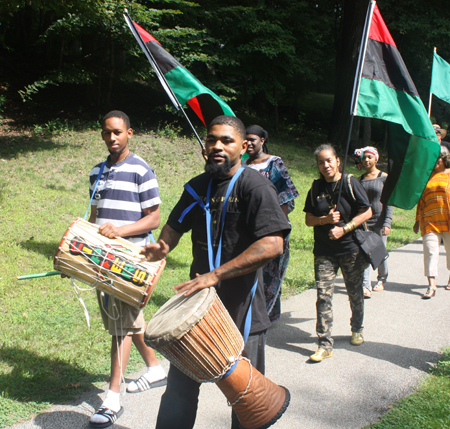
[{"x1": 7, "y1": 239, "x2": 450, "y2": 429}]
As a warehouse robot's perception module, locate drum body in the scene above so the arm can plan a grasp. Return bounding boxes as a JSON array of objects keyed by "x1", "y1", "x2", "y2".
[
  {"x1": 145, "y1": 287, "x2": 290, "y2": 429},
  {"x1": 145, "y1": 287, "x2": 243, "y2": 383},
  {"x1": 54, "y1": 218, "x2": 165, "y2": 308}
]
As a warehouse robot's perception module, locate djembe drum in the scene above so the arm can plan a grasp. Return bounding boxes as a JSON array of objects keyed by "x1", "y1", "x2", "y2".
[
  {"x1": 144, "y1": 287, "x2": 290, "y2": 429},
  {"x1": 54, "y1": 218, "x2": 165, "y2": 308}
]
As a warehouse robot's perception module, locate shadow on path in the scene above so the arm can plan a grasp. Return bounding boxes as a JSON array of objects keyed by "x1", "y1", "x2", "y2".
[{"x1": 32, "y1": 410, "x2": 129, "y2": 429}]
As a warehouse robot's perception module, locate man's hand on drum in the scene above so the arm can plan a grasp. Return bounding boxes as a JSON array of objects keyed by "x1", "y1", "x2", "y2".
[
  {"x1": 140, "y1": 240, "x2": 170, "y2": 262},
  {"x1": 98, "y1": 222, "x2": 121, "y2": 239},
  {"x1": 173, "y1": 272, "x2": 219, "y2": 296}
]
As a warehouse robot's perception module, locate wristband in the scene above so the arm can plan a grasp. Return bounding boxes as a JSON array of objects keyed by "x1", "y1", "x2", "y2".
[{"x1": 343, "y1": 220, "x2": 356, "y2": 234}]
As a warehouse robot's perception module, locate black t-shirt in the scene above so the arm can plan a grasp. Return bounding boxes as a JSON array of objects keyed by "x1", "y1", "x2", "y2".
[
  {"x1": 303, "y1": 176, "x2": 371, "y2": 256},
  {"x1": 168, "y1": 167, "x2": 291, "y2": 335}
]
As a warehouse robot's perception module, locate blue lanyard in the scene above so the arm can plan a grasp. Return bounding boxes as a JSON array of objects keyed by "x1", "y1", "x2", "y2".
[
  {"x1": 179, "y1": 168, "x2": 257, "y2": 378},
  {"x1": 84, "y1": 161, "x2": 107, "y2": 220},
  {"x1": 180, "y1": 167, "x2": 245, "y2": 271}
]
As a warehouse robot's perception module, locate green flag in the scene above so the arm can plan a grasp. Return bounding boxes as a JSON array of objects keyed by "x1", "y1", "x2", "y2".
[
  {"x1": 430, "y1": 51, "x2": 450, "y2": 105},
  {"x1": 353, "y1": 2, "x2": 440, "y2": 209}
]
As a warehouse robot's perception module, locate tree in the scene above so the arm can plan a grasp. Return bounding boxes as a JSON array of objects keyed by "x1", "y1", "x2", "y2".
[
  {"x1": 0, "y1": 0, "x2": 202, "y2": 111},
  {"x1": 328, "y1": 0, "x2": 369, "y2": 149}
]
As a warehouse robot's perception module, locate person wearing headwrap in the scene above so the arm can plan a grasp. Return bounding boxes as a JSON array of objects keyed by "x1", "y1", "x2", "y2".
[
  {"x1": 243, "y1": 124, "x2": 299, "y2": 321},
  {"x1": 356, "y1": 146, "x2": 393, "y2": 298},
  {"x1": 433, "y1": 124, "x2": 450, "y2": 152}
]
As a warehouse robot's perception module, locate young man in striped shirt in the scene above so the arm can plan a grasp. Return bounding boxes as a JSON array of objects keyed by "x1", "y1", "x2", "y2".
[{"x1": 88, "y1": 111, "x2": 166, "y2": 428}]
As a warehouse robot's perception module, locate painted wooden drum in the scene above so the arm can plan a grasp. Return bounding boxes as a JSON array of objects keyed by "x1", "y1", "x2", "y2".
[{"x1": 54, "y1": 218, "x2": 165, "y2": 308}]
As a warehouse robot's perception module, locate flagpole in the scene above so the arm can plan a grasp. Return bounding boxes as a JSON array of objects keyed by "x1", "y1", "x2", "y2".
[
  {"x1": 350, "y1": 0, "x2": 376, "y2": 116},
  {"x1": 428, "y1": 47, "x2": 437, "y2": 118},
  {"x1": 124, "y1": 10, "x2": 205, "y2": 150},
  {"x1": 336, "y1": 0, "x2": 376, "y2": 209}
]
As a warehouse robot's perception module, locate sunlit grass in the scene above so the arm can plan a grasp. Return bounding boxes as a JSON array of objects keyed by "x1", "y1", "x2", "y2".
[{"x1": 366, "y1": 348, "x2": 450, "y2": 429}]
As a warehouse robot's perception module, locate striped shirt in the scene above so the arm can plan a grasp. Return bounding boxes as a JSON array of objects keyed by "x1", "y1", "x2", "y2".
[
  {"x1": 89, "y1": 152, "x2": 161, "y2": 245},
  {"x1": 416, "y1": 171, "x2": 450, "y2": 236}
]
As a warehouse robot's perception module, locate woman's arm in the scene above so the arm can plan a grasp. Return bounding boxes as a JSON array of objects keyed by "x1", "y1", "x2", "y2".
[
  {"x1": 329, "y1": 207, "x2": 372, "y2": 240},
  {"x1": 305, "y1": 207, "x2": 341, "y2": 227}
]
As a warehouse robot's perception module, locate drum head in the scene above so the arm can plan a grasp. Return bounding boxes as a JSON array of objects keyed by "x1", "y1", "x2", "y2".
[{"x1": 145, "y1": 287, "x2": 216, "y2": 348}]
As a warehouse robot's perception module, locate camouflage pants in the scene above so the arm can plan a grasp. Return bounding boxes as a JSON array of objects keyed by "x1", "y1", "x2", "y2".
[{"x1": 314, "y1": 252, "x2": 368, "y2": 349}]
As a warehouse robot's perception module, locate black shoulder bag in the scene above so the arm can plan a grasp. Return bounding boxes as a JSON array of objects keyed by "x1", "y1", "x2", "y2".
[{"x1": 338, "y1": 175, "x2": 389, "y2": 270}]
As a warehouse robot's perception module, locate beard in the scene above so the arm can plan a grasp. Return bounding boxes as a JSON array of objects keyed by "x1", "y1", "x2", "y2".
[{"x1": 205, "y1": 156, "x2": 232, "y2": 179}]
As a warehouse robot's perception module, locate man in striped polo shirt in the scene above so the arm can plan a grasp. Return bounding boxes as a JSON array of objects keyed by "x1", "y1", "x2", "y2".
[{"x1": 88, "y1": 111, "x2": 166, "y2": 428}]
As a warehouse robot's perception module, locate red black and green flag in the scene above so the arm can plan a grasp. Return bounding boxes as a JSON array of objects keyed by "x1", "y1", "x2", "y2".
[
  {"x1": 124, "y1": 15, "x2": 234, "y2": 128},
  {"x1": 352, "y1": 1, "x2": 440, "y2": 209}
]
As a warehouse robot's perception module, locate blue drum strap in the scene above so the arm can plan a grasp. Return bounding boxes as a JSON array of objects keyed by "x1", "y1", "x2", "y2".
[
  {"x1": 222, "y1": 279, "x2": 257, "y2": 379},
  {"x1": 178, "y1": 183, "x2": 208, "y2": 223},
  {"x1": 178, "y1": 167, "x2": 256, "y2": 378},
  {"x1": 84, "y1": 161, "x2": 107, "y2": 220}
]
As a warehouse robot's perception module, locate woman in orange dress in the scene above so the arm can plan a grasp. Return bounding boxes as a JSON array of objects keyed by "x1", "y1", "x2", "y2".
[{"x1": 413, "y1": 147, "x2": 450, "y2": 299}]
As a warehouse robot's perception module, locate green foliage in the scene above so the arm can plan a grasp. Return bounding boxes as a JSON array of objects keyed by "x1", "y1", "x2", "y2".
[
  {"x1": 18, "y1": 80, "x2": 57, "y2": 102},
  {"x1": 156, "y1": 121, "x2": 183, "y2": 140},
  {"x1": 430, "y1": 347, "x2": 450, "y2": 377},
  {"x1": 2, "y1": 0, "x2": 450, "y2": 134},
  {"x1": 0, "y1": 95, "x2": 5, "y2": 119}
]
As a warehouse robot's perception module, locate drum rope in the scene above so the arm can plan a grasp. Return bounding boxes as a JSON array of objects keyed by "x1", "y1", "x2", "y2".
[
  {"x1": 56, "y1": 243, "x2": 149, "y2": 307},
  {"x1": 112, "y1": 297, "x2": 126, "y2": 390},
  {"x1": 99, "y1": 291, "x2": 120, "y2": 321},
  {"x1": 226, "y1": 357, "x2": 252, "y2": 407},
  {"x1": 71, "y1": 278, "x2": 91, "y2": 329},
  {"x1": 164, "y1": 321, "x2": 242, "y2": 383}
]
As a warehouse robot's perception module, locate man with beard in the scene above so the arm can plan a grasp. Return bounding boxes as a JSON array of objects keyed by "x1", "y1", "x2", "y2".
[
  {"x1": 88, "y1": 111, "x2": 166, "y2": 428},
  {"x1": 141, "y1": 115, "x2": 291, "y2": 429}
]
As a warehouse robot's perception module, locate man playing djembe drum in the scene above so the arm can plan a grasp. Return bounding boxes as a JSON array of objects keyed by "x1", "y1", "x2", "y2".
[
  {"x1": 88, "y1": 111, "x2": 167, "y2": 428},
  {"x1": 141, "y1": 115, "x2": 291, "y2": 429}
]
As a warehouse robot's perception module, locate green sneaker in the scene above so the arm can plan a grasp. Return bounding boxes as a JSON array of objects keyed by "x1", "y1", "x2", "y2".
[
  {"x1": 351, "y1": 332, "x2": 364, "y2": 345},
  {"x1": 309, "y1": 348, "x2": 333, "y2": 362}
]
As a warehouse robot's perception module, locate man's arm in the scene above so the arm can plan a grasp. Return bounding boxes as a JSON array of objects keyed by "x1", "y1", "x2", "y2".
[
  {"x1": 140, "y1": 224, "x2": 183, "y2": 261},
  {"x1": 98, "y1": 205, "x2": 160, "y2": 238},
  {"x1": 173, "y1": 232, "x2": 284, "y2": 296}
]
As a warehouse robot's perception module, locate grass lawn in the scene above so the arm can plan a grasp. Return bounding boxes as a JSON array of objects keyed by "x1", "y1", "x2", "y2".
[
  {"x1": 0, "y1": 124, "x2": 431, "y2": 427},
  {"x1": 366, "y1": 347, "x2": 450, "y2": 429}
]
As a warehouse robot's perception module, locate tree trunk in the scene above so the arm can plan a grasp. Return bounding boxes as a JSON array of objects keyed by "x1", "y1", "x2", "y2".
[
  {"x1": 273, "y1": 85, "x2": 279, "y2": 132},
  {"x1": 106, "y1": 40, "x2": 115, "y2": 107},
  {"x1": 243, "y1": 76, "x2": 249, "y2": 112},
  {"x1": 328, "y1": 0, "x2": 371, "y2": 150},
  {"x1": 59, "y1": 40, "x2": 64, "y2": 70}
]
